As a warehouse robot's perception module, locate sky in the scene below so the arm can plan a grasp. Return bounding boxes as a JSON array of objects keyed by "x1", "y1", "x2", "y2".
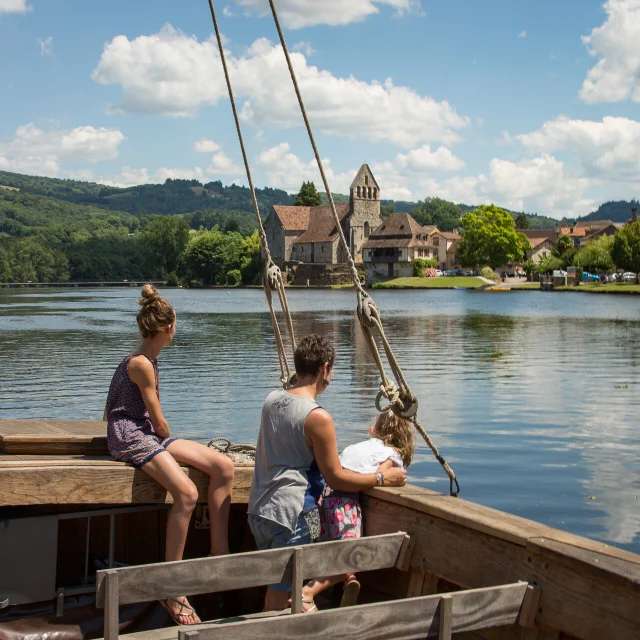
[{"x1": 0, "y1": 0, "x2": 639, "y2": 219}]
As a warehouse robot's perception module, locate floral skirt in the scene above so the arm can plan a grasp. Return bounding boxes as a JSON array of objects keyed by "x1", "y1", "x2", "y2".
[{"x1": 319, "y1": 491, "x2": 362, "y2": 540}]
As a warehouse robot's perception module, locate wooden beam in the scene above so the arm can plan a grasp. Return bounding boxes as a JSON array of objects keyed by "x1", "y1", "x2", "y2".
[
  {"x1": 0, "y1": 419, "x2": 107, "y2": 441},
  {"x1": 291, "y1": 548, "x2": 303, "y2": 614},
  {"x1": 0, "y1": 435, "x2": 109, "y2": 455},
  {"x1": 176, "y1": 582, "x2": 529, "y2": 640},
  {"x1": 438, "y1": 594, "x2": 453, "y2": 640},
  {"x1": 0, "y1": 464, "x2": 253, "y2": 506},
  {"x1": 362, "y1": 495, "x2": 640, "y2": 640},
  {"x1": 103, "y1": 570, "x2": 119, "y2": 640},
  {"x1": 518, "y1": 584, "x2": 541, "y2": 628},
  {"x1": 96, "y1": 532, "x2": 407, "y2": 607}
]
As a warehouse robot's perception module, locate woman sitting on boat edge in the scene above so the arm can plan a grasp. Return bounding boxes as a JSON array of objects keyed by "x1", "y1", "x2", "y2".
[
  {"x1": 104, "y1": 284, "x2": 235, "y2": 626},
  {"x1": 248, "y1": 334, "x2": 408, "y2": 613}
]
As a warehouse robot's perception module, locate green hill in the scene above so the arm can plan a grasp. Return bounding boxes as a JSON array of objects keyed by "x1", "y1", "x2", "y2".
[{"x1": 576, "y1": 200, "x2": 639, "y2": 224}]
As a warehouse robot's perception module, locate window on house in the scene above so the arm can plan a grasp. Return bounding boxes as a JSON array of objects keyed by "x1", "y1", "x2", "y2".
[
  {"x1": 364, "y1": 221, "x2": 370, "y2": 238},
  {"x1": 368, "y1": 187, "x2": 373, "y2": 199},
  {"x1": 542, "y1": 252, "x2": 547, "y2": 258},
  {"x1": 433, "y1": 237, "x2": 439, "y2": 246},
  {"x1": 357, "y1": 186, "x2": 361, "y2": 198},
  {"x1": 365, "y1": 175, "x2": 369, "y2": 186},
  {"x1": 373, "y1": 188, "x2": 377, "y2": 199}
]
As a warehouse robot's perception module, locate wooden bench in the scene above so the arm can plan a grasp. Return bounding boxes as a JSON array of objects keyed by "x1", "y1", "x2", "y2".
[{"x1": 96, "y1": 532, "x2": 539, "y2": 640}]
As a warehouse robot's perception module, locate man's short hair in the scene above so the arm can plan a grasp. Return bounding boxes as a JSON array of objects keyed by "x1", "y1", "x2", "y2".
[{"x1": 294, "y1": 334, "x2": 335, "y2": 378}]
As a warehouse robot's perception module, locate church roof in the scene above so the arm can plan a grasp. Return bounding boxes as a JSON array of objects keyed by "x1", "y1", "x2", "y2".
[
  {"x1": 272, "y1": 205, "x2": 311, "y2": 231},
  {"x1": 293, "y1": 204, "x2": 351, "y2": 245},
  {"x1": 349, "y1": 164, "x2": 380, "y2": 190},
  {"x1": 517, "y1": 228, "x2": 560, "y2": 243},
  {"x1": 371, "y1": 213, "x2": 423, "y2": 238}
]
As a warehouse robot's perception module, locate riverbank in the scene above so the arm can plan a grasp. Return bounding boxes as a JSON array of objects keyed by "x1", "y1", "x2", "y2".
[{"x1": 372, "y1": 276, "x2": 485, "y2": 289}]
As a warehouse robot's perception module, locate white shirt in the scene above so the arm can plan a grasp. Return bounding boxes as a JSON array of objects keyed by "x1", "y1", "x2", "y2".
[{"x1": 339, "y1": 438, "x2": 404, "y2": 474}]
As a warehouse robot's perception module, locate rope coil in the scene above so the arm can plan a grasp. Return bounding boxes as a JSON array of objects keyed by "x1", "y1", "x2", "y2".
[{"x1": 206, "y1": 0, "x2": 460, "y2": 496}]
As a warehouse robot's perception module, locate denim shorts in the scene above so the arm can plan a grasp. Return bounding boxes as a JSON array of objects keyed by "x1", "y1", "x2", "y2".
[{"x1": 248, "y1": 512, "x2": 311, "y2": 592}]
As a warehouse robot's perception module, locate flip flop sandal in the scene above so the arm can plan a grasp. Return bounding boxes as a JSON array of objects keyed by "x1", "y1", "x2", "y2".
[
  {"x1": 160, "y1": 597, "x2": 200, "y2": 625},
  {"x1": 301, "y1": 596, "x2": 318, "y2": 613},
  {"x1": 340, "y1": 578, "x2": 360, "y2": 608}
]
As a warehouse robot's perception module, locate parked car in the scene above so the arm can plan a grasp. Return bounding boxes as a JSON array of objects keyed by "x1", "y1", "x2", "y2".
[
  {"x1": 445, "y1": 269, "x2": 460, "y2": 277},
  {"x1": 506, "y1": 270, "x2": 515, "y2": 278},
  {"x1": 622, "y1": 272, "x2": 637, "y2": 282},
  {"x1": 435, "y1": 269, "x2": 443, "y2": 277},
  {"x1": 460, "y1": 269, "x2": 474, "y2": 276}
]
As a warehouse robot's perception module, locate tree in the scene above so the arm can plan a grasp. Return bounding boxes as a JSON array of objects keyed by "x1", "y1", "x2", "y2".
[
  {"x1": 535, "y1": 254, "x2": 563, "y2": 274},
  {"x1": 515, "y1": 213, "x2": 530, "y2": 229},
  {"x1": 457, "y1": 205, "x2": 528, "y2": 269},
  {"x1": 380, "y1": 203, "x2": 395, "y2": 219},
  {"x1": 612, "y1": 220, "x2": 640, "y2": 282},
  {"x1": 140, "y1": 216, "x2": 190, "y2": 276},
  {"x1": 552, "y1": 234, "x2": 577, "y2": 269},
  {"x1": 411, "y1": 197, "x2": 461, "y2": 232},
  {"x1": 294, "y1": 181, "x2": 322, "y2": 207},
  {"x1": 575, "y1": 235, "x2": 614, "y2": 273}
]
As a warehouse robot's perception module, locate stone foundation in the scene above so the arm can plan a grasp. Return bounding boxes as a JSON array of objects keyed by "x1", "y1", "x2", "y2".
[{"x1": 285, "y1": 262, "x2": 364, "y2": 287}]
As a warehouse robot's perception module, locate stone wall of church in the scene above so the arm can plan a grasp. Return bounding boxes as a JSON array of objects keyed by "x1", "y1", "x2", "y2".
[{"x1": 349, "y1": 198, "x2": 382, "y2": 262}]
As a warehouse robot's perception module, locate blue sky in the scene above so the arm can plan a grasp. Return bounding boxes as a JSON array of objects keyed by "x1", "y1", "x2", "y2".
[{"x1": 1, "y1": 0, "x2": 639, "y2": 218}]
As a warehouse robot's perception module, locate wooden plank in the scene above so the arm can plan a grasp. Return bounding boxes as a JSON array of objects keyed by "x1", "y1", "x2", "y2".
[
  {"x1": 178, "y1": 582, "x2": 529, "y2": 640},
  {"x1": 517, "y1": 585, "x2": 541, "y2": 628},
  {"x1": 362, "y1": 495, "x2": 640, "y2": 640},
  {"x1": 438, "y1": 594, "x2": 452, "y2": 640},
  {"x1": 96, "y1": 532, "x2": 407, "y2": 607},
  {"x1": 527, "y1": 537, "x2": 640, "y2": 590},
  {"x1": 363, "y1": 486, "x2": 552, "y2": 547},
  {"x1": 0, "y1": 464, "x2": 253, "y2": 506},
  {"x1": 291, "y1": 547, "x2": 303, "y2": 614},
  {"x1": 395, "y1": 533, "x2": 414, "y2": 571},
  {"x1": 0, "y1": 435, "x2": 109, "y2": 455},
  {"x1": 0, "y1": 419, "x2": 106, "y2": 441},
  {"x1": 406, "y1": 568, "x2": 426, "y2": 597},
  {"x1": 103, "y1": 570, "x2": 119, "y2": 640}
]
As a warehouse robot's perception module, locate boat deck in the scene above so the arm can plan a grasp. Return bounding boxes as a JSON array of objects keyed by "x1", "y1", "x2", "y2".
[{"x1": 0, "y1": 420, "x2": 252, "y2": 506}]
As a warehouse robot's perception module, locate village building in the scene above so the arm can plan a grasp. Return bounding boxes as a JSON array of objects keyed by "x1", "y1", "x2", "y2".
[
  {"x1": 430, "y1": 230, "x2": 462, "y2": 270},
  {"x1": 362, "y1": 213, "x2": 439, "y2": 282},
  {"x1": 558, "y1": 219, "x2": 620, "y2": 247},
  {"x1": 263, "y1": 164, "x2": 383, "y2": 266},
  {"x1": 516, "y1": 229, "x2": 560, "y2": 264}
]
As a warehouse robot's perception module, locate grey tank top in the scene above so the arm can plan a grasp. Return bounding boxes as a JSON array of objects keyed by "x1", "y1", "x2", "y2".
[{"x1": 248, "y1": 389, "x2": 319, "y2": 531}]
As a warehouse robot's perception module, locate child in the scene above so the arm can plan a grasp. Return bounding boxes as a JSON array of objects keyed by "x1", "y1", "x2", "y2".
[
  {"x1": 299, "y1": 410, "x2": 414, "y2": 612},
  {"x1": 105, "y1": 284, "x2": 235, "y2": 626}
]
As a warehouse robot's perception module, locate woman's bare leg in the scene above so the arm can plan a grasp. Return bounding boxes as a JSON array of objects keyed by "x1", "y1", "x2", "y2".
[
  {"x1": 166, "y1": 440, "x2": 235, "y2": 556},
  {"x1": 141, "y1": 451, "x2": 201, "y2": 624}
]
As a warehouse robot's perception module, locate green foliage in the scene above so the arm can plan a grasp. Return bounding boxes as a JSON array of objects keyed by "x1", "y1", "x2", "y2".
[
  {"x1": 380, "y1": 202, "x2": 396, "y2": 219},
  {"x1": 412, "y1": 257, "x2": 437, "y2": 277},
  {"x1": 294, "y1": 181, "x2": 322, "y2": 207},
  {"x1": 183, "y1": 209, "x2": 258, "y2": 236},
  {"x1": 481, "y1": 266, "x2": 501, "y2": 282},
  {"x1": 227, "y1": 269, "x2": 242, "y2": 287},
  {"x1": 612, "y1": 220, "x2": 640, "y2": 280},
  {"x1": 457, "y1": 205, "x2": 528, "y2": 269},
  {"x1": 535, "y1": 254, "x2": 563, "y2": 274},
  {"x1": 579, "y1": 199, "x2": 639, "y2": 224},
  {"x1": 166, "y1": 272, "x2": 180, "y2": 287},
  {"x1": 0, "y1": 236, "x2": 69, "y2": 282},
  {"x1": 523, "y1": 259, "x2": 535, "y2": 278},
  {"x1": 515, "y1": 213, "x2": 530, "y2": 229},
  {"x1": 139, "y1": 216, "x2": 190, "y2": 276},
  {"x1": 552, "y1": 234, "x2": 577, "y2": 269},
  {"x1": 182, "y1": 229, "x2": 261, "y2": 286},
  {"x1": 411, "y1": 198, "x2": 461, "y2": 232},
  {"x1": 574, "y1": 235, "x2": 614, "y2": 272}
]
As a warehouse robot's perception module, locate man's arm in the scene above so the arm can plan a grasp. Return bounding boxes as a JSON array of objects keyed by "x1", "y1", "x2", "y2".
[
  {"x1": 128, "y1": 356, "x2": 171, "y2": 439},
  {"x1": 305, "y1": 408, "x2": 406, "y2": 491}
]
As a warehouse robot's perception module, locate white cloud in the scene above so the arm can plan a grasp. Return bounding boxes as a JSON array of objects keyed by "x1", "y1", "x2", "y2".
[
  {"x1": 222, "y1": 5, "x2": 236, "y2": 18},
  {"x1": 0, "y1": 123, "x2": 126, "y2": 176},
  {"x1": 0, "y1": 0, "x2": 31, "y2": 14},
  {"x1": 207, "y1": 151, "x2": 243, "y2": 175},
  {"x1": 256, "y1": 142, "x2": 353, "y2": 192},
  {"x1": 580, "y1": 0, "x2": 640, "y2": 103},
  {"x1": 38, "y1": 36, "x2": 53, "y2": 56},
  {"x1": 194, "y1": 138, "x2": 221, "y2": 153},
  {"x1": 232, "y1": 0, "x2": 422, "y2": 28},
  {"x1": 92, "y1": 26, "x2": 469, "y2": 148},
  {"x1": 396, "y1": 144, "x2": 465, "y2": 172},
  {"x1": 518, "y1": 115, "x2": 640, "y2": 181},
  {"x1": 518, "y1": 29, "x2": 527, "y2": 38},
  {"x1": 293, "y1": 41, "x2": 315, "y2": 57}
]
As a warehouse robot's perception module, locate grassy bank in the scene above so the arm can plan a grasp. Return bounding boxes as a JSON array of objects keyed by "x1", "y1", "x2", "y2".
[
  {"x1": 556, "y1": 282, "x2": 640, "y2": 294},
  {"x1": 372, "y1": 277, "x2": 485, "y2": 289},
  {"x1": 512, "y1": 282, "x2": 541, "y2": 290}
]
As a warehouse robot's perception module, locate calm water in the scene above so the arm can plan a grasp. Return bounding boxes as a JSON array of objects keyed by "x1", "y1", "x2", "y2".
[{"x1": 1, "y1": 287, "x2": 639, "y2": 554}]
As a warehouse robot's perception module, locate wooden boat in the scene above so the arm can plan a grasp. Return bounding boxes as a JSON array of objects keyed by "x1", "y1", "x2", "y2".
[
  {"x1": 1, "y1": 420, "x2": 638, "y2": 640},
  {"x1": 452, "y1": 286, "x2": 469, "y2": 290},
  {"x1": 490, "y1": 287, "x2": 511, "y2": 292}
]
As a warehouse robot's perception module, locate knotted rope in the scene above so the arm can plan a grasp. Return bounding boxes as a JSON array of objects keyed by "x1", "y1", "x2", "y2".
[
  {"x1": 208, "y1": 437, "x2": 256, "y2": 465},
  {"x1": 208, "y1": 0, "x2": 295, "y2": 388},
  {"x1": 206, "y1": 0, "x2": 459, "y2": 496}
]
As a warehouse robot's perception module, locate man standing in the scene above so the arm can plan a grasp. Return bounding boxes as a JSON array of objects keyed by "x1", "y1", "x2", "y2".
[{"x1": 248, "y1": 334, "x2": 407, "y2": 611}]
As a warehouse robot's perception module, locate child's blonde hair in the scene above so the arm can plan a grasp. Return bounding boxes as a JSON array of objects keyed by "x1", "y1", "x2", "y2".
[{"x1": 373, "y1": 410, "x2": 415, "y2": 467}]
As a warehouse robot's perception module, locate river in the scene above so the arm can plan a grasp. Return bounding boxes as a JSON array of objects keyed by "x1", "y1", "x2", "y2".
[{"x1": 0, "y1": 287, "x2": 638, "y2": 554}]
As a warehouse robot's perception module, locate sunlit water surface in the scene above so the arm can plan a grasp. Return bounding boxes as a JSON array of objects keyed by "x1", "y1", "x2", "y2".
[{"x1": 1, "y1": 287, "x2": 639, "y2": 553}]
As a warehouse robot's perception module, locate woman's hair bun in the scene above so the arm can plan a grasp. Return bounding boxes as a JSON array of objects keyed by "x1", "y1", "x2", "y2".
[{"x1": 139, "y1": 283, "x2": 159, "y2": 306}]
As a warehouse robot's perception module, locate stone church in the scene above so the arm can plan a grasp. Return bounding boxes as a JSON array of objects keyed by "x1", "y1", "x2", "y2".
[{"x1": 263, "y1": 164, "x2": 382, "y2": 264}]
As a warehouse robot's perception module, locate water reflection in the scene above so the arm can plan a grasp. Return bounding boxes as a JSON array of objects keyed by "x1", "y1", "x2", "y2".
[{"x1": 0, "y1": 287, "x2": 638, "y2": 553}]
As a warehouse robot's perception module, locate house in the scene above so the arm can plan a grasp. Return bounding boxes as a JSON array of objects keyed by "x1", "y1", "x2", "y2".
[
  {"x1": 362, "y1": 213, "x2": 438, "y2": 282},
  {"x1": 430, "y1": 230, "x2": 462, "y2": 269},
  {"x1": 558, "y1": 219, "x2": 618, "y2": 247},
  {"x1": 516, "y1": 229, "x2": 560, "y2": 264},
  {"x1": 263, "y1": 164, "x2": 383, "y2": 265}
]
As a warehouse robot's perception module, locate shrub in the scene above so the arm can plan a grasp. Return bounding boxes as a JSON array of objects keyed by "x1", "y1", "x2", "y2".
[
  {"x1": 166, "y1": 272, "x2": 179, "y2": 287},
  {"x1": 481, "y1": 266, "x2": 500, "y2": 282},
  {"x1": 412, "y1": 257, "x2": 437, "y2": 277},
  {"x1": 227, "y1": 269, "x2": 242, "y2": 286}
]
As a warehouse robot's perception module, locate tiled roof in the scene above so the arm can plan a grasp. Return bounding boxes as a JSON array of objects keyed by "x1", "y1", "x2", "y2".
[
  {"x1": 528, "y1": 237, "x2": 555, "y2": 250},
  {"x1": 574, "y1": 219, "x2": 613, "y2": 229},
  {"x1": 422, "y1": 224, "x2": 438, "y2": 235},
  {"x1": 438, "y1": 231, "x2": 462, "y2": 240},
  {"x1": 272, "y1": 205, "x2": 312, "y2": 231},
  {"x1": 371, "y1": 213, "x2": 423, "y2": 237},
  {"x1": 293, "y1": 204, "x2": 350, "y2": 244}
]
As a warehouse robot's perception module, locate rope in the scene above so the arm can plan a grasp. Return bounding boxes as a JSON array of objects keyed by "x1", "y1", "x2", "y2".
[
  {"x1": 267, "y1": 0, "x2": 459, "y2": 497},
  {"x1": 208, "y1": 437, "x2": 256, "y2": 464},
  {"x1": 207, "y1": 0, "x2": 296, "y2": 388}
]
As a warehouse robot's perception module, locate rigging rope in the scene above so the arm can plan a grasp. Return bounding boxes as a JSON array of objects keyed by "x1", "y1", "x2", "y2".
[{"x1": 206, "y1": 0, "x2": 459, "y2": 496}]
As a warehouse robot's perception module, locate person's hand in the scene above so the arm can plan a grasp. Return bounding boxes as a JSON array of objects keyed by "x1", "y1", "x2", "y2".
[{"x1": 382, "y1": 467, "x2": 407, "y2": 487}]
